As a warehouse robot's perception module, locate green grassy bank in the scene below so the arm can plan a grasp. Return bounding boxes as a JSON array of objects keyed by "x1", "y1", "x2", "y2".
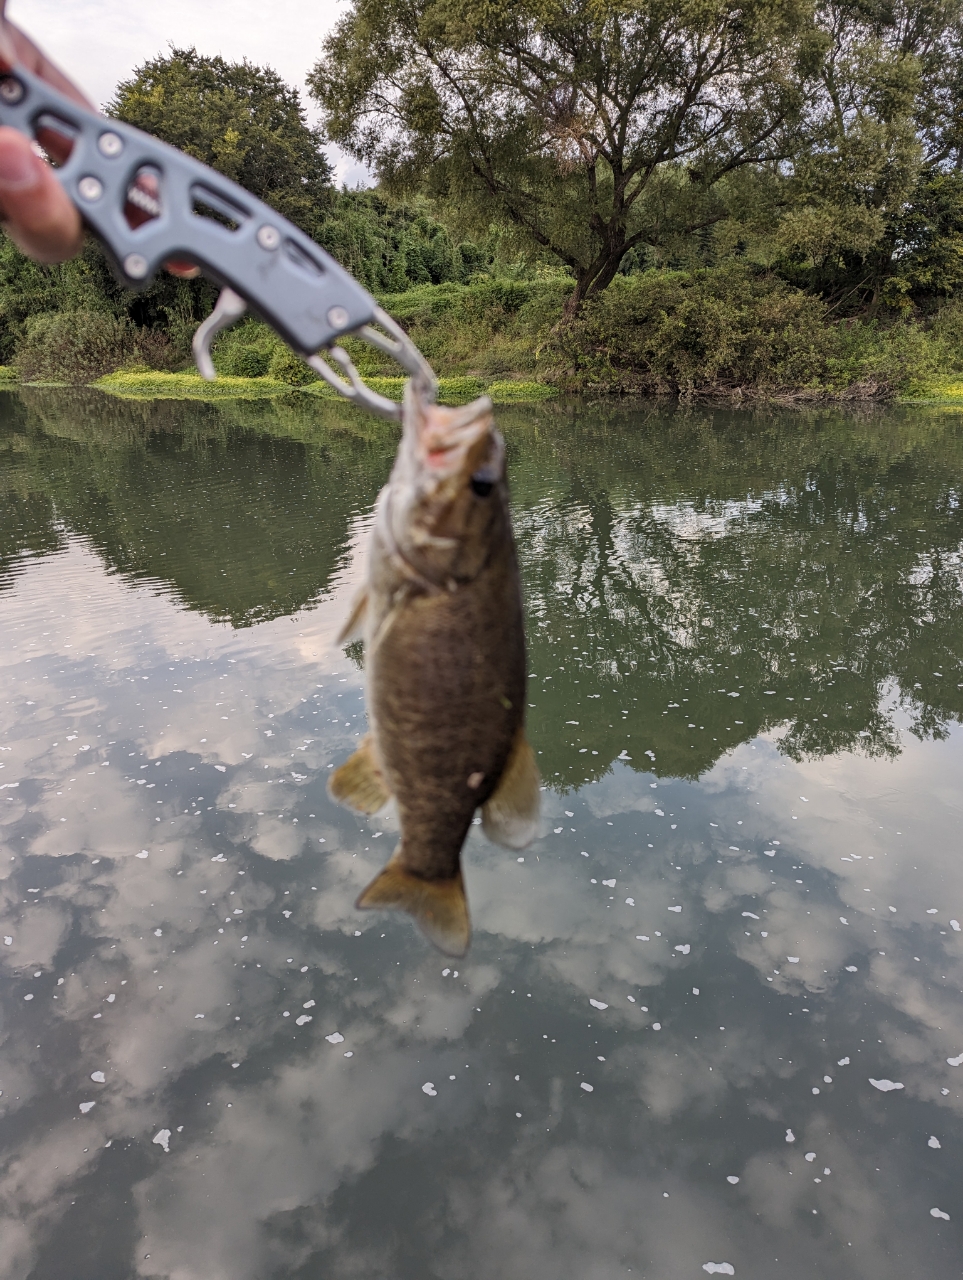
[{"x1": 7, "y1": 265, "x2": 963, "y2": 404}]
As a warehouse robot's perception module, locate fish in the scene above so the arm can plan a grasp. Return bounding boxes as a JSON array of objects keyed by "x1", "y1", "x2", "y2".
[{"x1": 328, "y1": 380, "x2": 540, "y2": 955}]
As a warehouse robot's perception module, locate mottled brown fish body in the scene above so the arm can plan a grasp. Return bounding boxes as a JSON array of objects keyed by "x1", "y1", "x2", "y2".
[{"x1": 328, "y1": 381, "x2": 540, "y2": 954}]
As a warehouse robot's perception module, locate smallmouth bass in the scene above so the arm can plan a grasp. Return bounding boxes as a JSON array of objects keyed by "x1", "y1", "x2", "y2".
[{"x1": 329, "y1": 381, "x2": 540, "y2": 955}]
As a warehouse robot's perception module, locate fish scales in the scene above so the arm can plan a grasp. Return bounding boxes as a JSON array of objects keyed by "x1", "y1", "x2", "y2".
[{"x1": 329, "y1": 381, "x2": 540, "y2": 954}]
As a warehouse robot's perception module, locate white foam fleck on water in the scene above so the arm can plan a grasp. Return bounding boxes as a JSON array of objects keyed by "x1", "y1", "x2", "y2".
[
  {"x1": 79, "y1": 1102, "x2": 95, "y2": 1114},
  {"x1": 627, "y1": 995, "x2": 636, "y2": 1002},
  {"x1": 651, "y1": 1022, "x2": 661, "y2": 1030},
  {"x1": 668, "y1": 905, "x2": 682, "y2": 912},
  {"x1": 931, "y1": 1208, "x2": 950, "y2": 1220},
  {"x1": 602, "y1": 878, "x2": 616, "y2": 887},
  {"x1": 947, "y1": 1053, "x2": 963, "y2": 1067},
  {"x1": 805, "y1": 1152, "x2": 816, "y2": 1162},
  {"x1": 153, "y1": 929, "x2": 162, "y2": 937},
  {"x1": 296, "y1": 1015, "x2": 312, "y2": 1026},
  {"x1": 580, "y1": 1082, "x2": 594, "y2": 1092},
  {"x1": 325, "y1": 1032, "x2": 344, "y2": 1044},
  {"x1": 625, "y1": 897, "x2": 635, "y2": 906},
  {"x1": 928, "y1": 1136, "x2": 942, "y2": 1148},
  {"x1": 422, "y1": 1082, "x2": 437, "y2": 1096},
  {"x1": 90, "y1": 1071, "x2": 105, "y2": 1083},
  {"x1": 785, "y1": 1129, "x2": 795, "y2": 1142},
  {"x1": 636, "y1": 935, "x2": 650, "y2": 941},
  {"x1": 692, "y1": 988, "x2": 700, "y2": 995},
  {"x1": 787, "y1": 956, "x2": 800, "y2": 963},
  {"x1": 845, "y1": 966, "x2": 858, "y2": 972},
  {"x1": 194, "y1": 1013, "x2": 204, "y2": 1020},
  {"x1": 951, "y1": 920, "x2": 961, "y2": 932},
  {"x1": 3, "y1": 937, "x2": 11, "y2": 945},
  {"x1": 136, "y1": 850, "x2": 149, "y2": 859},
  {"x1": 869, "y1": 1078, "x2": 904, "y2": 1091},
  {"x1": 742, "y1": 912, "x2": 759, "y2": 920},
  {"x1": 152, "y1": 1129, "x2": 171, "y2": 1153},
  {"x1": 675, "y1": 944, "x2": 691, "y2": 954},
  {"x1": 927, "y1": 909, "x2": 939, "y2": 914},
  {"x1": 702, "y1": 1264, "x2": 735, "y2": 1275},
  {"x1": 303, "y1": 1000, "x2": 315, "y2": 1009},
  {"x1": 726, "y1": 1175, "x2": 740, "y2": 1184},
  {"x1": 589, "y1": 999, "x2": 608, "y2": 1010}
]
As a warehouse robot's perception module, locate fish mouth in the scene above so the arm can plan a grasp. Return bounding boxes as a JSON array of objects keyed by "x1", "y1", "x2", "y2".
[{"x1": 404, "y1": 383, "x2": 496, "y2": 484}]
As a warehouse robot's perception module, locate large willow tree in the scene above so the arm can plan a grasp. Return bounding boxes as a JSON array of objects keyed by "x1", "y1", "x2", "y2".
[{"x1": 310, "y1": 0, "x2": 820, "y2": 311}]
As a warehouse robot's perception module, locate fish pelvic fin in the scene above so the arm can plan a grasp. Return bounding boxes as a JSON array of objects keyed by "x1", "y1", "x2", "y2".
[
  {"x1": 356, "y1": 857, "x2": 470, "y2": 957},
  {"x1": 336, "y1": 588, "x2": 368, "y2": 644},
  {"x1": 482, "y1": 728, "x2": 540, "y2": 850},
  {"x1": 328, "y1": 734, "x2": 390, "y2": 815}
]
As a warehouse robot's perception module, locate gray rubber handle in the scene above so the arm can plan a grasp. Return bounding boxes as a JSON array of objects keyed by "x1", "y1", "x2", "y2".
[{"x1": 0, "y1": 68, "x2": 377, "y2": 355}]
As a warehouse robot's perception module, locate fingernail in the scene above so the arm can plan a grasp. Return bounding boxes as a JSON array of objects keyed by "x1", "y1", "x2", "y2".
[{"x1": 0, "y1": 134, "x2": 37, "y2": 190}]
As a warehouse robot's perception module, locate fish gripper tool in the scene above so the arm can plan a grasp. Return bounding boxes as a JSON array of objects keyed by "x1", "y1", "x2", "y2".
[{"x1": 0, "y1": 65, "x2": 436, "y2": 422}]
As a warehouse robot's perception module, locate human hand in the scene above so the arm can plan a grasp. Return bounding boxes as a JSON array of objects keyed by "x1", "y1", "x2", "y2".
[
  {"x1": 0, "y1": 9, "x2": 86, "y2": 262},
  {"x1": 0, "y1": 6, "x2": 199, "y2": 276}
]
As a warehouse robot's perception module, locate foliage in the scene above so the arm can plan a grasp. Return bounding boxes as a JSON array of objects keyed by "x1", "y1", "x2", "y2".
[
  {"x1": 14, "y1": 311, "x2": 178, "y2": 384},
  {"x1": 316, "y1": 190, "x2": 493, "y2": 293},
  {"x1": 94, "y1": 371, "x2": 292, "y2": 399},
  {"x1": 310, "y1": 0, "x2": 819, "y2": 310},
  {"x1": 539, "y1": 265, "x2": 947, "y2": 397},
  {"x1": 110, "y1": 48, "x2": 333, "y2": 235}
]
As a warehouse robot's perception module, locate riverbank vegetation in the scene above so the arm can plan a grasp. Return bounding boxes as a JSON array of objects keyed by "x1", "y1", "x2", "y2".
[{"x1": 3, "y1": 5, "x2": 963, "y2": 403}]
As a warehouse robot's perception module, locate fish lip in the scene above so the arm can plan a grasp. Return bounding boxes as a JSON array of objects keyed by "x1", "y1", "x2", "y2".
[{"x1": 403, "y1": 387, "x2": 497, "y2": 483}]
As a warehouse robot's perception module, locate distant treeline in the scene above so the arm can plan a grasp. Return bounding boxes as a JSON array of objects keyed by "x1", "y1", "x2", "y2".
[{"x1": 4, "y1": 34, "x2": 963, "y2": 401}]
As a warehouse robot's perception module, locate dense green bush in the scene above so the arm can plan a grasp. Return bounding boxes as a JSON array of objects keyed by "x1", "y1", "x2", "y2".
[
  {"x1": 267, "y1": 344, "x2": 320, "y2": 386},
  {"x1": 13, "y1": 309, "x2": 178, "y2": 384},
  {"x1": 539, "y1": 265, "x2": 947, "y2": 398}
]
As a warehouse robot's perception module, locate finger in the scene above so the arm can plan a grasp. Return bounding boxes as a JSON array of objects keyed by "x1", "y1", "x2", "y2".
[{"x1": 0, "y1": 126, "x2": 82, "y2": 261}]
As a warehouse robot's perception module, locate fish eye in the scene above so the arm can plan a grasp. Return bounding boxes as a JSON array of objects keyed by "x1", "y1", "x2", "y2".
[{"x1": 470, "y1": 475, "x2": 494, "y2": 497}]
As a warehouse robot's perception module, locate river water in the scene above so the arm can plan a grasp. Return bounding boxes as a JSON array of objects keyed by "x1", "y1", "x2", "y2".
[{"x1": 1, "y1": 388, "x2": 962, "y2": 1279}]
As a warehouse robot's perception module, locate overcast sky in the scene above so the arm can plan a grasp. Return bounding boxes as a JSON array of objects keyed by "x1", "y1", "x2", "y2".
[{"x1": 8, "y1": 0, "x2": 370, "y2": 183}]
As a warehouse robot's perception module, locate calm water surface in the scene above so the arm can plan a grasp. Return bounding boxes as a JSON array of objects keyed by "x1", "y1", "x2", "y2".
[{"x1": 1, "y1": 389, "x2": 962, "y2": 1279}]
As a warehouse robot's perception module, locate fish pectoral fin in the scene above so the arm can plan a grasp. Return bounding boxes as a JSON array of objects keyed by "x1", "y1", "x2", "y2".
[
  {"x1": 336, "y1": 588, "x2": 368, "y2": 644},
  {"x1": 328, "y1": 735, "x2": 390, "y2": 814},
  {"x1": 356, "y1": 858, "x2": 470, "y2": 957},
  {"x1": 482, "y1": 728, "x2": 540, "y2": 850}
]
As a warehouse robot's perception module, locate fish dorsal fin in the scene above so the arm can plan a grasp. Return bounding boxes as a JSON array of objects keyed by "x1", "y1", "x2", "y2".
[
  {"x1": 328, "y1": 734, "x2": 390, "y2": 815},
  {"x1": 336, "y1": 588, "x2": 368, "y2": 644},
  {"x1": 482, "y1": 728, "x2": 540, "y2": 850},
  {"x1": 356, "y1": 857, "x2": 470, "y2": 956}
]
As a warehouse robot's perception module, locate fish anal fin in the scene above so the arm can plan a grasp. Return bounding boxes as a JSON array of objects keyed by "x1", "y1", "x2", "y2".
[
  {"x1": 357, "y1": 858, "x2": 470, "y2": 956},
  {"x1": 336, "y1": 589, "x2": 368, "y2": 644},
  {"x1": 482, "y1": 728, "x2": 540, "y2": 850},
  {"x1": 328, "y1": 734, "x2": 390, "y2": 815}
]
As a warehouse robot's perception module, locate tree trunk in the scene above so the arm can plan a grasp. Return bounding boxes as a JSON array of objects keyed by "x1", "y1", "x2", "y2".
[{"x1": 561, "y1": 242, "x2": 632, "y2": 318}]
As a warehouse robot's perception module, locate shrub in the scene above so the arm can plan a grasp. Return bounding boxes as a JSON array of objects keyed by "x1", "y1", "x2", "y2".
[
  {"x1": 537, "y1": 265, "x2": 952, "y2": 399},
  {"x1": 219, "y1": 343, "x2": 271, "y2": 378},
  {"x1": 13, "y1": 309, "x2": 177, "y2": 383},
  {"x1": 539, "y1": 266, "x2": 838, "y2": 396},
  {"x1": 268, "y1": 344, "x2": 319, "y2": 385}
]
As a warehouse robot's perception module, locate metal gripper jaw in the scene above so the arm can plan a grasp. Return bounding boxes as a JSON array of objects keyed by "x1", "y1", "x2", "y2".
[
  {"x1": 192, "y1": 290, "x2": 436, "y2": 424},
  {"x1": 0, "y1": 64, "x2": 437, "y2": 424}
]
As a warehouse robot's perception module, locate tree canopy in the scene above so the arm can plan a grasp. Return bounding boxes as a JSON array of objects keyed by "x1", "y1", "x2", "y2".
[
  {"x1": 311, "y1": 0, "x2": 963, "y2": 312},
  {"x1": 309, "y1": 0, "x2": 819, "y2": 310},
  {"x1": 111, "y1": 48, "x2": 334, "y2": 236}
]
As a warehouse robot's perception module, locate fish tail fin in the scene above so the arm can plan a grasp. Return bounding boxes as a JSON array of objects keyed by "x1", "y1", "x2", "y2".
[{"x1": 356, "y1": 855, "x2": 470, "y2": 956}]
